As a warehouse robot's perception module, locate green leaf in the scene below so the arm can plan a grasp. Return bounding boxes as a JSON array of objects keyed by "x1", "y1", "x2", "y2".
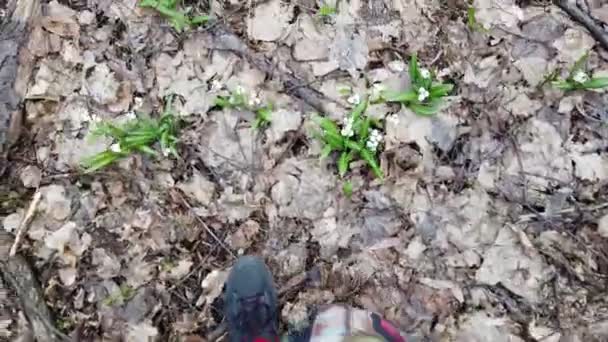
[
  {"x1": 254, "y1": 106, "x2": 272, "y2": 129},
  {"x1": 82, "y1": 151, "x2": 122, "y2": 173},
  {"x1": 136, "y1": 145, "x2": 158, "y2": 156},
  {"x1": 342, "y1": 181, "x2": 353, "y2": 198},
  {"x1": 91, "y1": 122, "x2": 126, "y2": 139},
  {"x1": 429, "y1": 83, "x2": 454, "y2": 97},
  {"x1": 350, "y1": 98, "x2": 368, "y2": 124},
  {"x1": 357, "y1": 117, "x2": 371, "y2": 144},
  {"x1": 409, "y1": 53, "x2": 420, "y2": 85},
  {"x1": 318, "y1": 4, "x2": 336, "y2": 17},
  {"x1": 582, "y1": 77, "x2": 608, "y2": 89},
  {"x1": 215, "y1": 96, "x2": 231, "y2": 108},
  {"x1": 338, "y1": 151, "x2": 351, "y2": 177},
  {"x1": 139, "y1": 0, "x2": 159, "y2": 8},
  {"x1": 320, "y1": 144, "x2": 333, "y2": 159},
  {"x1": 409, "y1": 101, "x2": 441, "y2": 116},
  {"x1": 552, "y1": 80, "x2": 576, "y2": 91},
  {"x1": 360, "y1": 148, "x2": 383, "y2": 179},
  {"x1": 314, "y1": 116, "x2": 340, "y2": 135},
  {"x1": 570, "y1": 53, "x2": 588, "y2": 76},
  {"x1": 344, "y1": 140, "x2": 362, "y2": 152},
  {"x1": 382, "y1": 90, "x2": 417, "y2": 103},
  {"x1": 191, "y1": 15, "x2": 210, "y2": 25}
]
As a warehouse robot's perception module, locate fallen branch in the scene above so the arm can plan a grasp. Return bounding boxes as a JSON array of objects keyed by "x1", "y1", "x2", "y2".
[
  {"x1": 517, "y1": 201, "x2": 608, "y2": 223},
  {"x1": 174, "y1": 190, "x2": 237, "y2": 260},
  {"x1": 9, "y1": 190, "x2": 41, "y2": 257},
  {"x1": 554, "y1": 0, "x2": 608, "y2": 51},
  {"x1": 0, "y1": 0, "x2": 40, "y2": 174},
  {"x1": 205, "y1": 24, "x2": 339, "y2": 114},
  {"x1": 1, "y1": 233, "x2": 66, "y2": 342}
]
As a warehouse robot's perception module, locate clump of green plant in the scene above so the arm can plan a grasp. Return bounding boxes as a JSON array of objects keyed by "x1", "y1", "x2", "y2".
[
  {"x1": 139, "y1": 0, "x2": 210, "y2": 32},
  {"x1": 102, "y1": 284, "x2": 135, "y2": 306},
  {"x1": 317, "y1": 3, "x2": 337, "y2": 19},
  {"x1": 82, "y1": 96, "x2": 180, "y2": 172},
  {"x1": 380, "y1": 54, "x2": 454, "y2": 116},
  {"x1": 552, "y1": 53, "x2": 608, "y2": 91},
  {"x1": 215, "y1": 86, "x2": 273, "y2": 131},
  {"x1": 313, "y1": 99, "x2": 383, "y2": 180},
  {"x1": 467, "y1": 6, "x2": 487, "y2": 32}
]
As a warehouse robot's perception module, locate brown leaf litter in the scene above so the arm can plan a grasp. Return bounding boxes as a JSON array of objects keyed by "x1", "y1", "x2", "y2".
[{"x1": 2, "y1": 0, "x2": 608, "y2": 341}]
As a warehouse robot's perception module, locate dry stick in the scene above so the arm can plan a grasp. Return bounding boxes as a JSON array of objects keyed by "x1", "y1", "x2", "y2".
[
  {"x1": 9, "y1": 191, "x2": 42, "y2": 257},
  {"x1": 177, "y1": 192, "x2": 237, "y2": 259},
  {"x1": 517, "y1": 201, "x2": 608, "y2": 223},
  {"x1": 554, "y1": 0, "x2": 608, "y2": 51},
  {"x1": 206, "y1": 24, "x2": 335, "y2": 114}
]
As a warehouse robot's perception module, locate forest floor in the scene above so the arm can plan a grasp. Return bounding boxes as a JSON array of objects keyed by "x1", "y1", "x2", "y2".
[{"x1": 2, "y1": 0, "x2": 608, "y2": 341}]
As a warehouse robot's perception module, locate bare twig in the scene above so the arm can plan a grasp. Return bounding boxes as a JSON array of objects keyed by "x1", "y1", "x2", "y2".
[
  {"x1": 517, "y1": 201, "x2": 608, "y2": 223},
  {"x1": 206, "y1": 24, "x2": 335, "y2": 114},
  {"x1": 9, "y1": 191, "x2": 41, "y2": 257},
  {"x1": 176, "y1": 192, "x2": 237, "y2": 259},
  {"x1": 554, "y1": 0, "x2": 608, "y2": 51}
]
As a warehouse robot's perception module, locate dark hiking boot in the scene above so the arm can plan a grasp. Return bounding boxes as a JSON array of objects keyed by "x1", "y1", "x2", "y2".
[{"x1": 224, "y1": 256, "x2": 279, "y2": 342}]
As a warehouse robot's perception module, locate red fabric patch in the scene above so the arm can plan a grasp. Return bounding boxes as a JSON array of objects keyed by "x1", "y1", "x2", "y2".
[{"x1": 252, "y1": 337, "x2": 279, "y2": 342}]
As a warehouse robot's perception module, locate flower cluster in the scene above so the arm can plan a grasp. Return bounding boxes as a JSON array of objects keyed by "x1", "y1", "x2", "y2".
[
  {"x1": 420, "y1": 68, "x2": 431, "y2": 79},
  {"x1": 418, "y1": 87, "x2": 429, "y2": 102},
  {"x1": 347, "y1": 93, "x2": 361, "y2": 105},
  {"x1": 366, "y1": 129, "x2": 383, "y2": 151},
  {"x1": 370, "y1": 83, "x2": 386, "y2": 102},
  {"x1": 341, "y1": 116, "x2": 354, "y2": 137},
  {"x1": 573, "y1": 70, "x2": 589, "y2": 84}
]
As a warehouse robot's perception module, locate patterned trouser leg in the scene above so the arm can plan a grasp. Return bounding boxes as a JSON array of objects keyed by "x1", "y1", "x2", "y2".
[{"x1": 286, "y1": 305, "x2": 409, "y2": 342}]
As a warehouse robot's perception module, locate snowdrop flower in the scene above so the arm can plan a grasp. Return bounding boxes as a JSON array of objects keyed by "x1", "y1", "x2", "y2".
[
  {"x1": 125, "y1": 111, "x2": 137, "y2": 120},
  {"x1": 235, "y1": 85, "x2": 245, "y2": 94},
  {"x1": 110, "y1": 143, "x2": 121, "y2": 153},
  {"x1": 573, "y1": 70, "x2": 589, "y2": 84},
  {"x1": 420, "y1": 68, "x2": 431, "y2": 79},
  {"x1": 341, "y1": 117, "x2": 354, "y2": 137},
  {"x1": 370, "y1": 83, "x2": 386, "y2": 101},
  {"x1": 418, "y1": 87, "x2": 429, "y2": 102},
  {"x1": 386, "y1": 114, "x2": 399, "y2": 125},
  {"x1": 347, "y1": 93, "x2": 361, "y2": 105},
  {"x1": 248, "y1": 94, "x2": 262, "y2": 108},
  {"x1": 87, "y1": 114, "x2": 102, "y2": 123},
  {"x1": 162, "y1": 148, "x2": 171, "y2": 157},
  {"x1": 211, "y1": 79, "x2": 223, "y2": 91},
  {"x1": 388, "y1": 60, "x2": 405, "y2": 73},
  {"x1": 366, "y1": 129, "x2": 383, "y2": 151}
]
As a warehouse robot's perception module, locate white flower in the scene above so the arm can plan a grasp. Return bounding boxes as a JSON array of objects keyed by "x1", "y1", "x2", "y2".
[
  {"x1": 388, "y1": 60, "x2": 405, "y2": 73},
  {"x1": 370, "y1": 83, "x2": 386, "y2": 101},
  {"x1": 347, "y1": 93, "x2": 361, "y2": 105},
  {"x1": 341, "y1": 117, "x2": 354, "y2": 137},
  {"x1": 162, "y1": 148, "x2": 171, "y2": 157},
  {"x1": 573, "y1": 70, "x2": 589, "y2": 84},
  {"x1": 211, "y1": 79, "x2": 223, "y2": 91},
  {"x1": 125, "y1": 111, "x2": 137, "y2": 120},
  {"x1": 420, "y1": 68, "x2": 431, "y2": 79},
  {"x1": 248, "y1": 95, "x2": 262, "y2": 108},
  {"x1": 235, "y1": 85, "x2": 245, "y2": 94},
  {"x1": 386, "y1": 114, "x2": 399, "y2": 125},
  {"x1": 110, "y1": 143, "x2": 121, "y2": 153},
  {"x1": 418, "y1": 87, "x2": 429, "y2": 102},
  {"x1": 86, "y1": 113, "x2": 98, "y2": 122},
  {"x1": 366, "y1": 129, "x2": 383, "y2": 152}
]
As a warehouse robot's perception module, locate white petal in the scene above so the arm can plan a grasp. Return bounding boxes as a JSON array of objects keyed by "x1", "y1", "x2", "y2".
[{"x1": 110, "y1": 143, "x2": 121, "y2": 153}]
